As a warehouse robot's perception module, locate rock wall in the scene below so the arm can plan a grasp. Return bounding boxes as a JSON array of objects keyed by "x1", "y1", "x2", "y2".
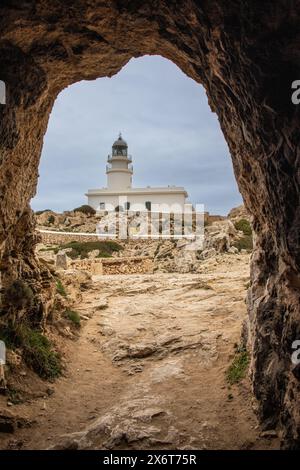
[{"x1": 0, "y1": 1, "x2": 300, "y2": 447}]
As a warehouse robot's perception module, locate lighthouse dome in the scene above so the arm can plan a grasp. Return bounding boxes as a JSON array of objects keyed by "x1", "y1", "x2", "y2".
[{"x1": 113, "y1": 133, "x2": 127, "y2": 148}]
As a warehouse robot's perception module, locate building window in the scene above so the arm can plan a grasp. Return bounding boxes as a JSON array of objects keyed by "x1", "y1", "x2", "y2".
[
  {"x1": 99, "y1": 202, "x2": 105, "y2": 210},
  {"x1": 125, "y1": 202, "x2": 130, "y2": 211},
  {"x1": 145, "y1": 201, "x2": 151, "y2": 211}
]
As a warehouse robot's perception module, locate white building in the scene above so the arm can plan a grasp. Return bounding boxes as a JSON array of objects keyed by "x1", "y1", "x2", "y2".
[{"x1": 86, "y1": 134, "x2": 189, "y2": 213}]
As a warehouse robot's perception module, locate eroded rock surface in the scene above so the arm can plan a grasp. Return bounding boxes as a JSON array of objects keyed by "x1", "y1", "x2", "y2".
[{"x1": 38, "y1": 254, "x2": 272, "y2": 450}]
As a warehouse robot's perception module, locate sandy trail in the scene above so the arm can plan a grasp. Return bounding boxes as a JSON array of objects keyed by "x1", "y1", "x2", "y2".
[{"x1": 0, "y1": 254, "x2": 279, "y2": 450}]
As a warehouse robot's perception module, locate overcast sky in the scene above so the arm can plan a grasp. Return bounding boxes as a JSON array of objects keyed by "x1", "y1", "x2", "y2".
[{"x1": 31, "y1": 55, "x2": 242, "y2": 215}]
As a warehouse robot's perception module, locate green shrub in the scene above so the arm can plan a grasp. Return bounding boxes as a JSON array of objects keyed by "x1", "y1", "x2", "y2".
[
  {"x1": 56, "y1": 279, "x2": 67, "y2": 297},
  {"x1": 36, "y1": 209, "x2": 51, "y2": 215},
  {"x1": 64, "y1": 309, "x2": 81, "y2": 327},
  {"x1": 233, "y1": 235, "x2": 253, "y2": 252},
  {"x1": 48, "y1": 214, "x2": 55, "y2": 224},
  {"x1": 73, "y1": 205, "x2": 96, "y2": 216},
  {"x1": 0, "y1": 323, "x2": 62, "y2": 380},
  {"x1": 234, "y1": 219, "x2": 252, "y2": 236},
  {"x1": 53, "y1": 240, "x2": 123, "y2": 260},
  {"x1": 21, "y1": 327, "x2": 62, "y2": 379},
  {"x1": 5, "y1": 280, "x2": 34, "y2": 309},
  {"x1": 226, "y1": 349, "x2": 250, "y2": 385}
]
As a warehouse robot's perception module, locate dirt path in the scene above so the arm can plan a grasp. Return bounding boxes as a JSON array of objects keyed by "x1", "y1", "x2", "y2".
[{"x1": 0, "y1": 254, "x2": 279, "y2": 450}]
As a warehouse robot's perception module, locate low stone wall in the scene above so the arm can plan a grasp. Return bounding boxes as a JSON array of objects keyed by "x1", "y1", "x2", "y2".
[
  {"x1": 69, "y1": 258, "x2": 103, "y2": 275},
  {"x1": 102, "y1": 257, "x2": 153, "y2": 275},
  {"x1": 38, "y1": 229, "x2": 99, "y2": 245},
  {"x1": 67, "y1": 256, "x2": 153, "y2": 275}
]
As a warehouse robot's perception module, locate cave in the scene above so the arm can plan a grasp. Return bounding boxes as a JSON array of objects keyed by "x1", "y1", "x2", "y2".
[{"x1": 0, "y1": 1, "x2": 300, "y2": 449}]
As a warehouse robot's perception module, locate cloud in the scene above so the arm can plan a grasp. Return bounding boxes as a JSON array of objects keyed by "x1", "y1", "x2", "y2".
[{"x1": 31, "y1": 55, "x2": 242, "y2": 215}]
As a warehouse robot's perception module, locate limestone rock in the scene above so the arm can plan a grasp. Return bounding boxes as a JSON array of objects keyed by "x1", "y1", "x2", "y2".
[
  {"x1": 204, "y1": 220, "x2": 238, "y2": 253},
  {"x1": 199, "y1": 248, "x2": 217, "y2": 260},
  {"x1": 56, "y1": 252, "x2": 68, "y2": 270},
  {"x1": 87, "y1": 250, "x2": 99, "y2": 259},
  {"x1": 59, "y1": 269, "x2": 92, "y2": 305},
  {"x1": 227, "y1": 205, "x2": 250, "y2": 222},
  {"x1": 50, "y1": 396, "x2": 172, "y2": 450}
]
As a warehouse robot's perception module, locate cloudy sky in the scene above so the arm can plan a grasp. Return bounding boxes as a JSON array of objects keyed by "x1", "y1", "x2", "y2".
[{"x1": 31, "y1": 55, "x2": 242, "y2": 215}]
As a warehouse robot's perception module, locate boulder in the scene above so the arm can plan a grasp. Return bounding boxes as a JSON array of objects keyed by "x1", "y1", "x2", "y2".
[
  {"x1": 199, "y1": 248, "x2": 217, "y2": 260},
  {"x1": 56, "y1": 252, "x2": 68, "y2": 270}
]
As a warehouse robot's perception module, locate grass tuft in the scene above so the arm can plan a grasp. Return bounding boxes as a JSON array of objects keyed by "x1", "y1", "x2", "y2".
[
  {"x1": 56, "y1": 279, "x2": 67, "y2": 297},
  {"x1": 226, "y1": 348, "x2": 250, "y2": 385},
  {"x1": 64, "y1": 309, "x2": 81, "y2": 328}
]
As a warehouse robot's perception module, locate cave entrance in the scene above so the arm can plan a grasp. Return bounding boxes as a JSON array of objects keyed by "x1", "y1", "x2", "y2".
[
  {"x1": 19, "y1": 56, "x2": 256, "y2": 450},
  {"x1": 32, "y1": 55, "x2": 241, "y2": 216},
  {"x1": 0, "y1": 2, "x2": 299, "y2": 448}
]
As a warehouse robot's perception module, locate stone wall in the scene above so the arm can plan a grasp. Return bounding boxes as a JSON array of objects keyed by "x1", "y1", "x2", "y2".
[
  {"x1": 102, "y1": 257, "x2": 153, "y2": 275},
  {"x1": 67, "y1": 256, "x2": 153, "y2": 276},
  {"x1": 68, "y1": 258, "x2": 103, "y2": 275},
  {"x1": 38, "y1": 230, "x2": 99, "y2": 245}
]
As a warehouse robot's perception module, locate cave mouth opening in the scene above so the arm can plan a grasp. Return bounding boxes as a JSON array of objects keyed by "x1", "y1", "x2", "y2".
[
  {"x1": 31, "y1": 53, "x2": 243, "y2": 263},
  {"x1": 14, "y1": 55, "x2": 257, "y2": 451},
  {"x1": 1, "y1": 2, "x2": 299, "y2": 448},
  {"x1": 31, "y1": 55, "x2": 241, "y2": 218}
]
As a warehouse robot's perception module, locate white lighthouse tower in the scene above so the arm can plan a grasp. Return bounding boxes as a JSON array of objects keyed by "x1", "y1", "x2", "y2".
[
  {"x1": 86, "y1": 133, "x2": 189, "y2": 213},
  {"x1": 106, "y1": 133, "x2": 133, "y2": 190}
]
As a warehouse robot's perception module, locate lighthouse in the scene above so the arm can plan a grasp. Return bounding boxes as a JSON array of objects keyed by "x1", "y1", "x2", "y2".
[
  {"x1": 106, "y1": 133, "x2": 133, "y2": 190},
  {"x1": 86, "y1": 133, "x2": 189, "y2": 213}
]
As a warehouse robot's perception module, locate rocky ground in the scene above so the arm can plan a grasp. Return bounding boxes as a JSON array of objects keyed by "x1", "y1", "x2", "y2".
[
  {"x1": 36, "y1": 205, "x2": 253, "y2": 273},
  {"x1": 0, "y1": 253, "x2": 280, "y2": 450}
]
